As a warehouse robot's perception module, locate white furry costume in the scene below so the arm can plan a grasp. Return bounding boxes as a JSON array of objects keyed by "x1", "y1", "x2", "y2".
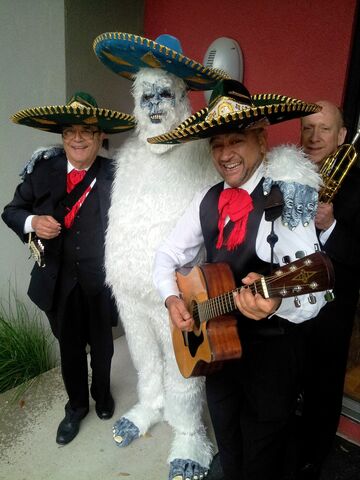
[{"x1": 105, "y1": 68, "x2": 219, "y2": 472}]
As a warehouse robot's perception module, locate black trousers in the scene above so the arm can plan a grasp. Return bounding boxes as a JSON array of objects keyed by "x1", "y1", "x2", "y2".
[
  {"x1": 206, "y1": 322, "x2": 304, "y2": 480},
  {"x1": 296, "y1": 299, "x2": 357, "y2": 470},
  {"x1": 46, "y1": 283, "x2": 114, "y2": 413}
]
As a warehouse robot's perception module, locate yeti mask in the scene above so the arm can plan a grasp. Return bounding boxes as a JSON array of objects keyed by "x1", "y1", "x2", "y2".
[
  {"x1": 140, "y1": 81, "x2": 175, "y2": 124},
  {"x1": 132, "y1": 68, "x2": 191, "y2": 151}
]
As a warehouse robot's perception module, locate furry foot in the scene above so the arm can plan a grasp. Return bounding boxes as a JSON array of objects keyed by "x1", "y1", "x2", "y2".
[
  {"x1": 169, "y1": 458, "x2": 208, "y2": 480},
  {"x1": 112, "y1": 417, "x2": 140, "y2": 447}
]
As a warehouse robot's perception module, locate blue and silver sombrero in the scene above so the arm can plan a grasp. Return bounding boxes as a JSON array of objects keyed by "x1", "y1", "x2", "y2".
[{"x1": 93, "y1": 32, "x2": 228, "y2": 91}]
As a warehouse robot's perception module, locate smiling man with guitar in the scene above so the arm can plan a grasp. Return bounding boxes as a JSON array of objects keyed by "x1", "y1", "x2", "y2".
[{"x1": 150, "y1": 79, "x2": 333, "y2": 480}]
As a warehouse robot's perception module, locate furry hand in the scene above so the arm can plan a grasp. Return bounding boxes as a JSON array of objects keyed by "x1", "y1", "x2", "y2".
[
  {"x1": 20, "y1": 146, "x2": 63, "y2": 179},
  {"x1": 263, "y1": 178, "x2": 318, "y2": 230}
]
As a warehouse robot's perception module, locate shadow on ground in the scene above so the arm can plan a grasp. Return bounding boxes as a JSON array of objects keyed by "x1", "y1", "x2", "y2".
[{"x1": 207, "y1": 435, "x2": 360, "y2": 480}]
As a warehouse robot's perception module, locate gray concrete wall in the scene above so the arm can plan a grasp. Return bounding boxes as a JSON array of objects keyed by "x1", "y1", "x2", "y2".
[{"x1": 0, "y1": 0, "x2": 66, "y2": 302}]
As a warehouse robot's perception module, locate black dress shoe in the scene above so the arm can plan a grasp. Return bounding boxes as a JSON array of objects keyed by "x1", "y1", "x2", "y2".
[
  {"x1": 95, "y1": 394, "x2": 115, "y2": 420},
  {"x1": 56, "y1": 408, "x2": 88, "y2": 445}
]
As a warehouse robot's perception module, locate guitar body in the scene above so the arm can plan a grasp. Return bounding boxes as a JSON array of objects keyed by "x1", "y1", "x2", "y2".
[
  {"x1": 173, "y1": 263, "x2": 242, "y2": 378},
  {"x1": 172, "y1": 252, "x2": 334, "y2": 378}
]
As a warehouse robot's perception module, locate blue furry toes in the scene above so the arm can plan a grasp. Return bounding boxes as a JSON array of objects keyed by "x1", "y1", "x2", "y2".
[
  {"x1": 112, "y1": 417, "x2": 140, "y2": 447},
  {"x1": 169, "y1": 458, "x2": 208, "y2": 480}
]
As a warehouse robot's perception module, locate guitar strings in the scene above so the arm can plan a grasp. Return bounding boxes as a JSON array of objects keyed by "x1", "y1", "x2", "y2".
[{"x1": 194, "y1": 264, "x2": 325, "y2": 321}]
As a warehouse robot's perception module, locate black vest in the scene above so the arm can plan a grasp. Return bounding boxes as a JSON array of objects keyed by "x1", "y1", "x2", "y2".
[
  {"x1": 200, "y1": 180, "x2": 288, "y2": 336},
  {"x1": 61, "y1": 182, "x2": 106, "y2": 296},
  {"x1": 200, "y1": 181, "x2": 271, "y2": 282}
]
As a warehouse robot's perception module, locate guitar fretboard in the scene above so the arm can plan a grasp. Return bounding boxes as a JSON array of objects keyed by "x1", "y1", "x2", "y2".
[
  {"x1": 195, "y1": 282, "x2": 263, "y2": 323},
  {"x1": 192, "y1": 253, "x2": 331, "y2": 324}
]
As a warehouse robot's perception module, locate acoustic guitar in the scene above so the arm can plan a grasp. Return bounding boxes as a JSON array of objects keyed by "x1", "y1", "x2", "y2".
[{"x1": 172, "y1": 251, "x2": 334, "y2": 378}]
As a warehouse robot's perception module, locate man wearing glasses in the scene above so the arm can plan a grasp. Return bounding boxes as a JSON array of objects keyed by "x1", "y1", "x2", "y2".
[{"x1": 2, "y1": 92, "x2": 135, "y2": 446}]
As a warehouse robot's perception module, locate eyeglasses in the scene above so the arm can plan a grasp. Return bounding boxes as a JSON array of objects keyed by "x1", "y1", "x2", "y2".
[{"x1": 62, "y1": 127, "x2": 100, "y2": 141}]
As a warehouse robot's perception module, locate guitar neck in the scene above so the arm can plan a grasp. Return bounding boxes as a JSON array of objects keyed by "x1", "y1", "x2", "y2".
[
  {"x1": 196, "y1": 284, "x2": 260, "y2": 323},
  {"x1": 195, "y1": 252, "x2": 334, "y2": 324}
]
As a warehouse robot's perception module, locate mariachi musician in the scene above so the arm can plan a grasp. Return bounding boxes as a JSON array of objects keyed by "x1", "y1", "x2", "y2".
[
  {"x1": 2, "y1": 92, "x2": 135, "y2": 446},
  {"x1": 297, "y1": 100, "x2": 360, "y2": 479},
  {"x1": 151, "y1": 79, "x2": 331, "y2": 480}
]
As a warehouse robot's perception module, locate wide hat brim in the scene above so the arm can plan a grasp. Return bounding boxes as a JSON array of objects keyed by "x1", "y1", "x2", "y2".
[
  {"x1": 11, "y1": 104, "x2": 136, "y2": 134},
  {"x1": 93, "y1": 32, "x2": 228, "y2": 91},
  {"x1": 147, "y1": 94, "x2": 321, "y2": 145}
]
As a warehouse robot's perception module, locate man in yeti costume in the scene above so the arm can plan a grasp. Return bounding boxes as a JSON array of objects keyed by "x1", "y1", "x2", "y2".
[{"x1": 94, "y1": 33, "x2": 226, "y2": 480}]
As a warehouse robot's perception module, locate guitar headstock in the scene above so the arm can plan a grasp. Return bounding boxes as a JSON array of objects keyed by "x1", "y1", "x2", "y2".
[
  {"x1": 264, "y1": 252, "x2": 334, "y2": 299},
  {"x1": 28, "y1": 233, "x2": 45, "y2": 268}
]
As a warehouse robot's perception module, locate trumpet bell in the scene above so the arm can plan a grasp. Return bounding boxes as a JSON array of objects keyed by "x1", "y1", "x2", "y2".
[{"x1": 319, "y1": 135, "x2": 359, "y2": 203}]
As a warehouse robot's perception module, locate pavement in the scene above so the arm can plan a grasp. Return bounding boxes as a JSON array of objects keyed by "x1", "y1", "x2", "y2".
[
  {"x1": 0, "y1": 336, "x2": 181, "y2": 480},
  {"x1": 2, "y1": 334, "x2": 360, "y2": 480}
]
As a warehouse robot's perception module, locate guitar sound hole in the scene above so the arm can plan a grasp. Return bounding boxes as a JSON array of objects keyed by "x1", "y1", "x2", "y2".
[{"x1": 186, "y1": 331, "x2": 204, "y2": 358}]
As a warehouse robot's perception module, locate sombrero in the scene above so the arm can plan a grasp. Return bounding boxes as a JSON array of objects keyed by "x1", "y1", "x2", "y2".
[
  {"x1": 11, "y1": 91, "x2": 135, "y2": 134},
  {"x1": 147, "y1": 79, "x2": 321, "y2": 144},
  {"x1": 93, "y1": 32, "x2": 229, "y2": 91}
]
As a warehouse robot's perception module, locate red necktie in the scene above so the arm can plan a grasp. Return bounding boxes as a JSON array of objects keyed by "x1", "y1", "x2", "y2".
[
  {"x1": 216, "y1": 188, "x2": 254, "y2": 251},
  {"x1": 64, "y1": 169, "x2": 91, "y2": 228}
]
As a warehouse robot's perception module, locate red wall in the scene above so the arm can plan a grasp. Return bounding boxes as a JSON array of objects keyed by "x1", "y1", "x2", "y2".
[{"x1": 144, "y1": 0, "x2": 357, "y2": 146}]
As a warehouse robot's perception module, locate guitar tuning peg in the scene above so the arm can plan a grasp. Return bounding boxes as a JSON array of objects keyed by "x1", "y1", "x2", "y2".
[
  {"x1": 324, "y1": 291, "x2": 335, "y2": 302},
  {"x1": 295, "y1": 250, "x2": 305, "y2": 259},
  {"x1": 308, "y1": 294, "x2": 317, "y2": 304},
  {"x1": 294, "y1": 297, "x2": 301, "y2": 308},
  {"x1": 282, "y1": 255, "x2": 291, "y2": 264}
]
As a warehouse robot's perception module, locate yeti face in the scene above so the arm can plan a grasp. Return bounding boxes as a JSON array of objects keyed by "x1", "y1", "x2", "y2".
[
  {"x1": 132, "y1": 68, "x2": 191, "y2": 151},
  {"x1": 140, "y1": 81, "x2": 175, "y2": 124}
]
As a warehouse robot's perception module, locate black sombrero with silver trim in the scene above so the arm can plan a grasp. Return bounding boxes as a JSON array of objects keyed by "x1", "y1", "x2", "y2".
[
  {"x1": 147, "y1": 79, "x2": 321, "y2": 144},
  {"x1": 11, "y1": 91, "x2": 135, "y2": 134},
  {"x1": 93, "y1": 32, "x2": 229, "y2": 91}
]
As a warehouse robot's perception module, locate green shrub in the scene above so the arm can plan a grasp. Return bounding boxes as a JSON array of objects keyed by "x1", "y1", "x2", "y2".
[{"x1": 0, "y1": 291, "x2": 57, "y2": 397}]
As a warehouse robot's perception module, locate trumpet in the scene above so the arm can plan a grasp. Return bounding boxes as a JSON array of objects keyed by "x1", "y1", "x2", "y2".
[{"x1": 319, "y1": 127, "x2": 360, "y2": 203}]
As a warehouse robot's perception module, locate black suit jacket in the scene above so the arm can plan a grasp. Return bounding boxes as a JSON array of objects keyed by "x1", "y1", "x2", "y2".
[
  {"x1": 322, "y1": 166, "x2": 360, "y2": 309},
  {"x1": 2, "y1": 153, "x2": 114, "y2": 312}
]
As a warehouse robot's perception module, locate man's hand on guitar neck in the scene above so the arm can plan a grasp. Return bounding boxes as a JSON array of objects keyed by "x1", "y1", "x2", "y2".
[
  {"x1": 31, "y1": 215, "x2": 62, "y2": 239},
  {"x1": 165, "y1": 295, "x2": 194, "y2": 332},
  {"x1": 233, "y1": 272, "x2": 282, "y2": 321}
]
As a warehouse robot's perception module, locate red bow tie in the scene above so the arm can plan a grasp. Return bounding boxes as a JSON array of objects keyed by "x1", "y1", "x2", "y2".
[
  {"x1": 216, "y1": 188, "x2": 254, "y2": 251},
  {"x1": 67, "y1": 169, "x2": 86, "y2": 193}
]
